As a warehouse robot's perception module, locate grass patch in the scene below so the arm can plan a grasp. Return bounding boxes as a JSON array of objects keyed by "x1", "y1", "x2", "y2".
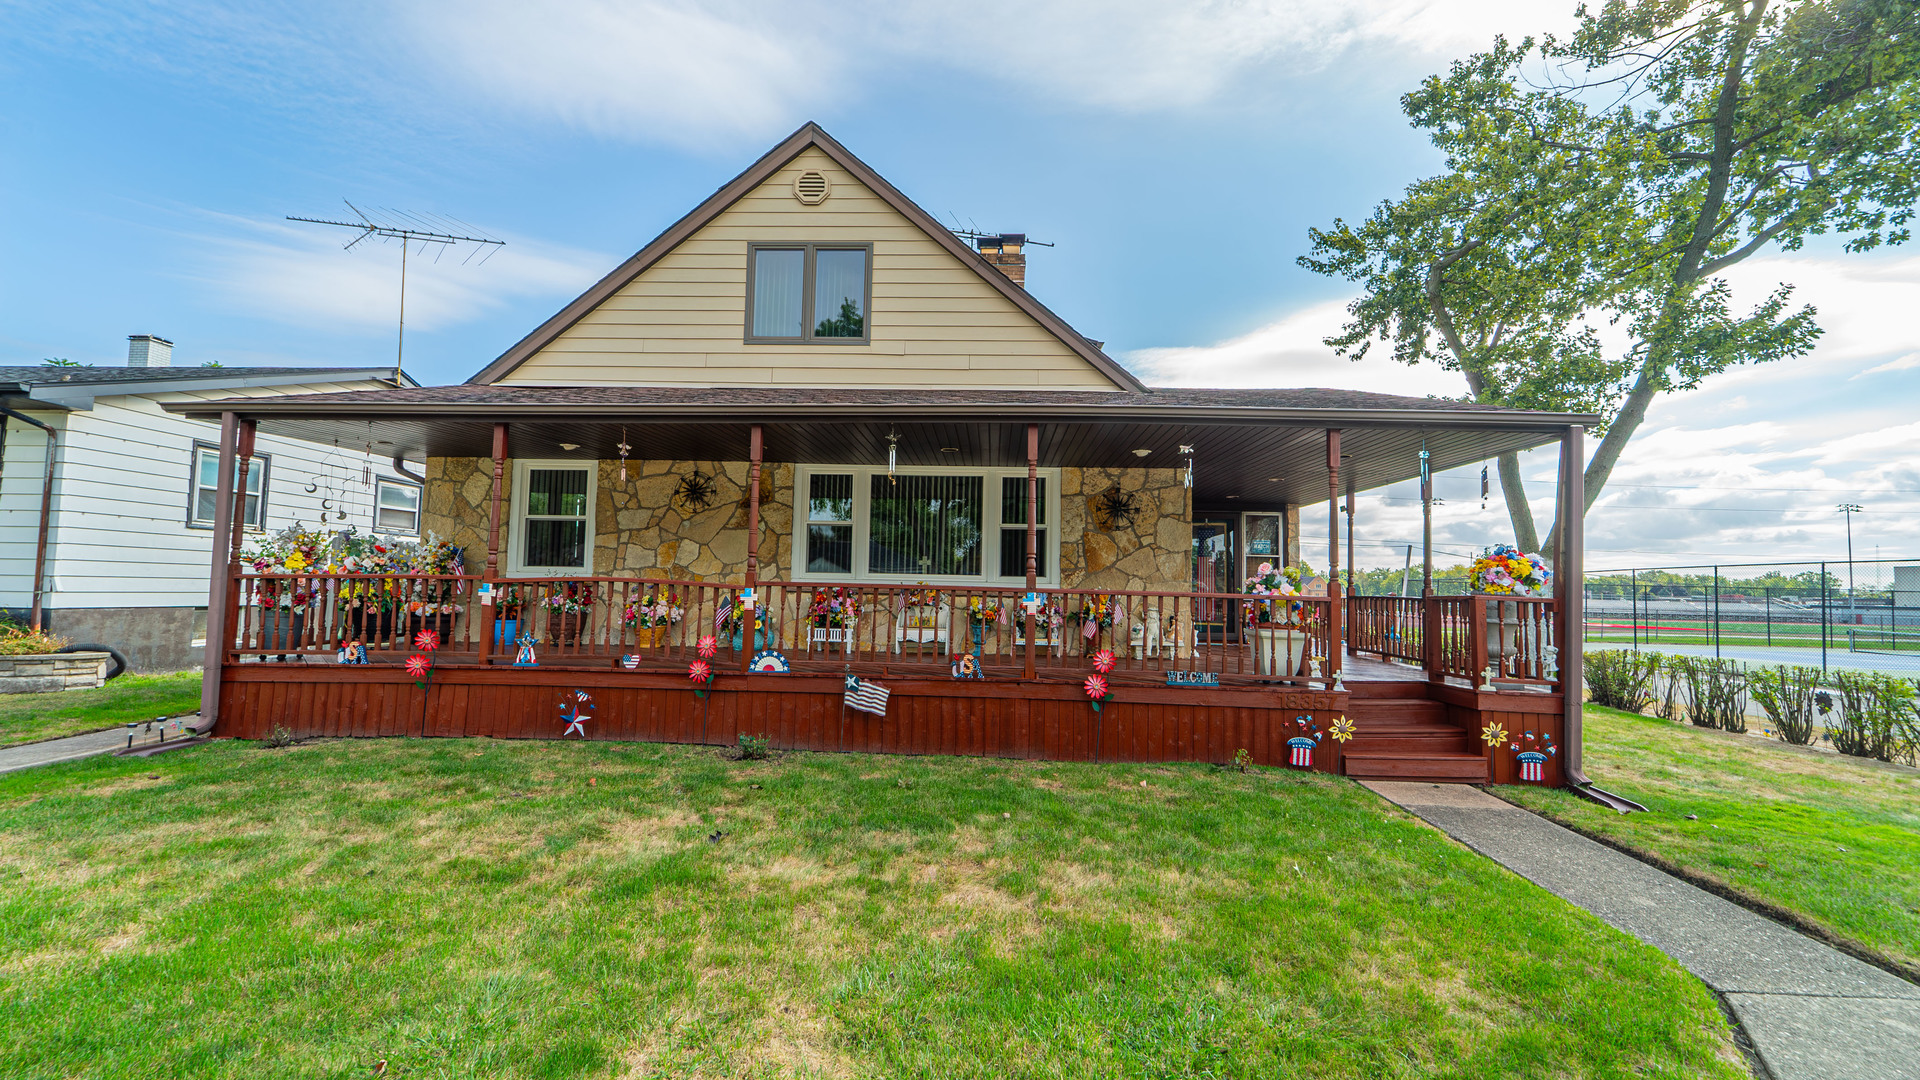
[
  {"x1": 0, "y1": 671, "x2": 201, "y2": 746},
  {"x1": 1504, "y1": 705, "x2": 1920, "y2": 971},
  {"x1": 0, "y1": 739, "x2": 1745, "y2": 1078}
]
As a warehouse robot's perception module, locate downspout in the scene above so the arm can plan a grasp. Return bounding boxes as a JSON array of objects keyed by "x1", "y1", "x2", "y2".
[
  {"x1": 391, "y1": 455, "x2": 425, "y2": 484},
  {"x1": 2, "y1": 410, "x2": 58, "y2": 630}
]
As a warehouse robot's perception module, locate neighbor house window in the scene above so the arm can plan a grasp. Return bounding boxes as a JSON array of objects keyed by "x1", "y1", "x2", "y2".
[
  {"x1": 509, "y1": 461, "x2": 595, "y2": 573},
  {"x1": 997, "y1": 476, "x2": 1048, "y2": 579},
  {"x1": 188, "y1": 442, "x2": 268, "y2": 529},
  {"x1": 806, "y1": 473, "x2": 854, "y2": 574},
  {"x1": 746, "y1": 243, "x2": 870, "y2": 342},
  {"x1": 375, "y1": 479, "x2": 421, "y2": 535},
  {"x1": 793, "y1": 466, "x2": 1058, "y2": 584}
]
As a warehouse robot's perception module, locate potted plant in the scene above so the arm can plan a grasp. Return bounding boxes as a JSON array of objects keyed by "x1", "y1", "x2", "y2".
[
  {"x1": 807, "y1": 587, "x2": 860, "y2": 651},
  {"x1": 404, "y1": 533, "x2": 466, "y2": 643},
  {"x1": 329, "y1": 528, "x2": 405, "y2": 646},
  {"x1": 718, "y1": 593, "x2": 766, "y2": 652},
  {"x1": 1468, "y1": 545, "x2": 1553, "y2": 668},
  {"x1": 1243, "y1": 562, "x2": 1307, "y2": 677},
  {"x1": 622, "y1": 591, "x2": 685, "y2": 649},
  {"x1": 493, "y1": 585, "x2": 523, "y2": 647},
  {"x1": 243, "y1": 527, "x2": 324, "y2": 659},
  {"x1": 543, "y1": 582, "x2": 596, "y2": 647}
]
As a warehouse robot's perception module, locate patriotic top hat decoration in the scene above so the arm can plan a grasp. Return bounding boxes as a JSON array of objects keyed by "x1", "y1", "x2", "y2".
[
  {"x1": 1509, "y1": 729, "x2": 1557, "y2": 783},
  {"x1": 1287, "y1": 715, "x2": 1323, "y2": 768}
]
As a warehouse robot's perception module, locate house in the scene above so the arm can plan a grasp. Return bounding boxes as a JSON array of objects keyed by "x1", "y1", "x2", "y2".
[
  {"x1": 172, "y1": 123, "x2": 1599, "y2": 788},
  {"x1": 0, "y1": 338, "x2": 418, "y2": 670}
]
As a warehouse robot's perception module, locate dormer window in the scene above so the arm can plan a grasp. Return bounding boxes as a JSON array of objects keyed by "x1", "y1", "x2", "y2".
[{"x1": 746, "y1": 243, "x2": 870, "y2": 343}]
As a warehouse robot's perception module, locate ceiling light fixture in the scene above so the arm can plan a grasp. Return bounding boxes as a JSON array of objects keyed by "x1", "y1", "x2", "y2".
[
  {"x1": 1132, "y1": 448, "x2": 1152, "y2": 457},
  {"x1": 940, "y1": 446, "x2": 961, "y2": 453},
  {"x1": 559, "y1": 442, "x2": 580, "y2": 451}
]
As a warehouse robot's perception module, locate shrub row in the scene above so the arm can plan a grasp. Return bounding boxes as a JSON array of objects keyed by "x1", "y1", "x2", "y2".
[{"x1": 1584, "y1": 650, "x2": 1920, "y2": 764}]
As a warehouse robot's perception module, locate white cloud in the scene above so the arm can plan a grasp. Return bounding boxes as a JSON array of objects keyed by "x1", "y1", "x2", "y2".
[
  {"x1": 184, "y1": 215, "x2": 608, "y2": 334},
  {"x1": 1124, "y1": 298, "x2": 1467, "y2": 395}
]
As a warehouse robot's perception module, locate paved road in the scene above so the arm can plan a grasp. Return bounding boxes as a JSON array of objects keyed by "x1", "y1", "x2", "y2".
[
  {"x1": 1582, "y1": 639, "x2": 1918, "y2": 677},
  {"x1": 1365, "y1": 781, "x2": 1920, "y2": 1080},
  {"x1": 0, "y1": 718, "x2": 202, "y2": 775}
]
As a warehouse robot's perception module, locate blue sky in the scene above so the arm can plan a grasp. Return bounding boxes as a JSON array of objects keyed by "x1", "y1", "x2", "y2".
[{"x1": 3, "y1": 1, "x2": 1916, "y2": 571}]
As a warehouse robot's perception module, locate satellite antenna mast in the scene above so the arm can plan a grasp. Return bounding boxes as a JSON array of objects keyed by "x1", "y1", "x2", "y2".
[{"x1": 286, "y1": 201, "x2": 504, "y2": 367}]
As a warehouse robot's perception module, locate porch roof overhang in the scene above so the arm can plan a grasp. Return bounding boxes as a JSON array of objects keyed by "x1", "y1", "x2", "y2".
[{"x1": 168, "y1": 385, "x2": 1597, "y2": 507}]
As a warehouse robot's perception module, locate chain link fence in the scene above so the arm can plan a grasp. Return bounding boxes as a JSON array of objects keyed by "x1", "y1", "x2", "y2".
[{"x1": 1583, "y1": 557, "x2": 1920, "y2": 675}]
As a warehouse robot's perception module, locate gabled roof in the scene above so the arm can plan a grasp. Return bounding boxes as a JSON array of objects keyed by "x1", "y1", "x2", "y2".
[
  {"x1": 466, "y1": 122, "x2": 1146, "y2": 392},
  {"x1": 0, "y1": 365, "x2": 414, "y2": 411}
]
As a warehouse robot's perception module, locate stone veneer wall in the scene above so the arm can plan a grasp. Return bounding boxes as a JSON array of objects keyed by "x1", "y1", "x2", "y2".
[
  {"x1": 1057, "y1": 467, "x2": 1190, "y2": 592},
  {"x1": 423, "y1": 458, "x2": 1186, "y2": 590},
  {"x1": 422, "y1": 457, "x2": 791, "y2": 581}
]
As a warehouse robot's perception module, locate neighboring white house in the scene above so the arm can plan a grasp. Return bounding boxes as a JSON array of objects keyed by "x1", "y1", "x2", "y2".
[{"x1": 0, "y1": 336, "x2": 419, "y2": 670}]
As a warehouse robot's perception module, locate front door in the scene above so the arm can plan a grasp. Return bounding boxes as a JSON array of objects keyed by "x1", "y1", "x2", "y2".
[{"x1": 1192, "y1": 520, "x2": 1236, "y2": 642}]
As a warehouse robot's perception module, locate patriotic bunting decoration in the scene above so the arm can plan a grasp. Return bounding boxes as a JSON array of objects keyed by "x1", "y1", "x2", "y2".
[
  {"x1": 844, "y1": 674, "x2": 890, "y2": 716},
  {"x1": 750, "y1": 650, "x2": 790, "y2": 673}
]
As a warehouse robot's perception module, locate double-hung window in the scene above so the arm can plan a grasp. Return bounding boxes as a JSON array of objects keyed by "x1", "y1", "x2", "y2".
[
  {"x1": 374, "y1": 479, "x2": 421, "y2": 535},
  {"x1": 746, "y1": 243, "x2": 871, "y2": 343},
  {"x1": 796, "y1": 466, "x2": 1058, "y2": 584},
  {"x1": 188, "y1": 442, "x2": 268, "y2": 529},
  {"x1": 509, "y1": 461, "x2": 595, "y2": 573}
]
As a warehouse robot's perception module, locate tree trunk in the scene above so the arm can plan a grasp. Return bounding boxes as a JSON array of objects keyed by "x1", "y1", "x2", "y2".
[{"x1": 1498, "y1": 451, "x2": 1540, "y2": 554}]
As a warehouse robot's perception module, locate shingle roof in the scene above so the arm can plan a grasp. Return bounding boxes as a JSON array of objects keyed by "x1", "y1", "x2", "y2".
[{"x1": 0, "y1": 365, "x2": 395, "y2": 386}]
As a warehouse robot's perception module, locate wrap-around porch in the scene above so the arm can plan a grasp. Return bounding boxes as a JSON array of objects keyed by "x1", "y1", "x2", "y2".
[{"x1": 183, "y1": 388, "x2": 1591, "y2": 786}]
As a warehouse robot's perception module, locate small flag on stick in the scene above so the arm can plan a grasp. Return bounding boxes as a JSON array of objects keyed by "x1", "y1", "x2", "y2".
[{"x1": 843, "y1": 674, "x2": 889, "y2": 716}]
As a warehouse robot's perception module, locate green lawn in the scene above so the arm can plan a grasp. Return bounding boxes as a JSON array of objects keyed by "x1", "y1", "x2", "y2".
[
  {"x1": 0, "y1": 671, "x2": 201, "y2": 746},
  {"x1": 0, "y1": 739, "x2": 1744, "y2": 1079},
  {"x1": 1504, "y1": 706, "x2": 1920, "y2": 972}
]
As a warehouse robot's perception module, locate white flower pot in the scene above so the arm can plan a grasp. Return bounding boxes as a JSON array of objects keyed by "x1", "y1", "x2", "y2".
[{"x1": 1251, "y1": 625, "x2": 1306, "y2": 677}]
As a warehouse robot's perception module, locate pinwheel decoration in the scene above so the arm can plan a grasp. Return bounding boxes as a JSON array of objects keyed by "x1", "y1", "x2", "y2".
[
  {"x1": 1084, "y1": 673, "x2": 1114, "y2": 712},
  {"x1": 697, "y1": 635, "x2": 718, "y2": 659},
  {"x1": 406, "y1": 627, "x2": 441, "y2": 690},
  {"x1": 1327, "y1": 716, "x2": 1356, "y2": 743},
  {"x1": 413, "y1": 628, "x2": 440, "y2": 651},
  {"x1": 689, "y1": 658, "x2": 716, "y2": 698},
  {"x1": 405, "y1": 654, "x2": 431, "y2": 679},
  {"x1": 1091, "y1": 648, "x2": 1116, "y2": 674}
]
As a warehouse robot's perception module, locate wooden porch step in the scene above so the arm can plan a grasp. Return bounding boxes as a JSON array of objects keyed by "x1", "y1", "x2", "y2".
[
  {"x1": 1341, "y1": 751, "x2": 1489, "y2": 782},
  {"x1": 1347, "y1": 698, "x2": 1449, "y2": 724},
  {"x1": 1342, "y1": 680, "x2": 1431, "y2": 699},
  {"x1": 1347, "y1": 732, "x2": 1471, "y2": 754}
]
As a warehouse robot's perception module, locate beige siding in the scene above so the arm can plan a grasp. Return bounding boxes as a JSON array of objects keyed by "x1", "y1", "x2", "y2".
[{"x1": 500, "y1": 147, "x2": 1120, "y2": 391}]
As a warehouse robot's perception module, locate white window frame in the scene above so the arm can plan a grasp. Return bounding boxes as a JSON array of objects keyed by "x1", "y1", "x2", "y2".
[
  {"x1": 507, "y1": 459, "x2": 598, "y2": 576},
  {"x1": 188, "y1": 442, "x2": 270, "y2": 531},
  {"x1": 792, "y1": 464, "x2": 1061, "y2": 586},
  {"x1": 373, "y1": 478, "x2": 423, "y2": 537}
]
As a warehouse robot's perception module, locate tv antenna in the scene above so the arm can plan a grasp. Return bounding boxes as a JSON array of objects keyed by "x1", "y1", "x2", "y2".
[{"x1": 286, "y1": 200, "x2": 505, "y2": 367}]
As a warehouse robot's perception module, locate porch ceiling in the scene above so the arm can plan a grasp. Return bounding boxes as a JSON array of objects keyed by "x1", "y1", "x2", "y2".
[{"x1": 210, "y1": 415, "x2": 1568, "y2": 507}]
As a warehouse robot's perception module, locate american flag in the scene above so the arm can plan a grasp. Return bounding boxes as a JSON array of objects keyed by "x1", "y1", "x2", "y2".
[
  {"x1": 1517, "y1": 751, "x2": 1546, "y2": 782},
  {"x1": 844, "y1": 674, "x2": 889, "y2": 716},
  {"x1": 1287, "y1": 737, "x2": 1316, "y2": 768}
]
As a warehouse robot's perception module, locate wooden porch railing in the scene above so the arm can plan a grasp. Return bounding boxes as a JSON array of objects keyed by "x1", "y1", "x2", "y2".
[
  {"x1": 1426, "y1": 594, "x2": 1559, "y2": 689},
  {"x1": 227, "y1": 573, "x2": 1340, "y2": 686},
  {"x1": 1346, "y1": 595, "x2": 1425, "y2": 664}
]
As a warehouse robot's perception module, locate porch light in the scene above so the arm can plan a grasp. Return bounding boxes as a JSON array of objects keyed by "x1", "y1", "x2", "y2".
[
  {"x1": 939, "y1": 447, "x2": 961, "y2": 453},
  {"x1": 1132, "y1": 448, "x2": 1151, "y2": 457},
  {"x1": 559, "y1": 442, "x2": 580, "y2": 451}
]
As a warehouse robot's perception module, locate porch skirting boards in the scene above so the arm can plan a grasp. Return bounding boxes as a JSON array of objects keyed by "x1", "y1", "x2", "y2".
[{"x1": 216, "y1": 665, "x2": 1354, "y2": 769}]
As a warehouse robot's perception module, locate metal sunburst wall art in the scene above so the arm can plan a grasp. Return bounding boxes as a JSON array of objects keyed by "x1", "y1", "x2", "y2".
[
  {"x1": 674, "y1": 471, "x2": 717, "y2": 514},
  {"x1": 1095, "y1": 485, "x2": 1141, "y2": 533}
]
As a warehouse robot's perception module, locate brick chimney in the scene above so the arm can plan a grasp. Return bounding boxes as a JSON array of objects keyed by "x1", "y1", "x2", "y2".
[
  {"x1": 127, "y1": 334, "x2": 174, "y2": 368},
  {"x1": 975, "y1": 234, "x2": 1026, "y2": 289}
]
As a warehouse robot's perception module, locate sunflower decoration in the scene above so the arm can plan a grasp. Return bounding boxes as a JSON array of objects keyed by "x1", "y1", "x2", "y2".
[
  {"x1": 1480, "y1": 722, "x2": 1508, "y2": 747},
  {"x1": 1327, "y1": 716, "x2": 1356, "y2": 743}
]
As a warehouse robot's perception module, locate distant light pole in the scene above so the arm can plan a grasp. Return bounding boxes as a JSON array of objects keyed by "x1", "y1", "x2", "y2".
[{"x1": 1838, "y1": 503, "x2": 1862, "y2": 621}]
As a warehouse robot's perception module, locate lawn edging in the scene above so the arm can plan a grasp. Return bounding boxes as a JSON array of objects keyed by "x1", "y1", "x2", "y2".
[{"x1": 1484, "y1": 785, "x2": 1920, "y2": 987}]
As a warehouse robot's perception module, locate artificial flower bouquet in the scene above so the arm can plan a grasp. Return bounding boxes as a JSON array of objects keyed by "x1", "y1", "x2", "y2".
[
  {"x1": 717, "y1": 594, "x2": 765, "y2": 634},
  {"x1": 542, "y1": 582, "x2": 597, "y2": 614},
  {"x1": 964, "y1": 595, "x2": 1004, "y2": 625},
  {"x1": 1469, "y1": 545, "x2": 1552, "y2": 597},
  {"x1": 623, "y1": 593, "x2": 686, "y2": 629},
  {"x1": 243, "y1": 527, "x2": 327, "y2": 609},
  {"x1": 808, "y1": 587, "x2": 860, "y2": 628},
  {"x1": 1242, "y1": 562, "x2": 1305, "y2": 626},
  {"x1": 1067, "y1": 593, "x2": 1118, "y2": 631}
]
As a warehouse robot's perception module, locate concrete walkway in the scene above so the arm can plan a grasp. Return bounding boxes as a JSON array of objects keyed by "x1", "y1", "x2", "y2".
[
  {"x1": 0, "y1": 718, "x2": 202, "y2": 776},
  {"x1": 1365, "y1": 781, "x2": 1920, "y2": 1080}
]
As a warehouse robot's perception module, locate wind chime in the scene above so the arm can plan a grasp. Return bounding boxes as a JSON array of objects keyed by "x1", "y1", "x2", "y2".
[
  {"x1": 1481, "y1": 464, "x2": 1490, "y2": 510},
  {"x1": 886, "y1": 427, "x2": 899, "y2": 485},
  {"x1": 617, "y1": 426, "x2": 631, "y2": 482}
]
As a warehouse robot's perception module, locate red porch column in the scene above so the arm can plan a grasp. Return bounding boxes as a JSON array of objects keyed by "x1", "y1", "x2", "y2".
[
  {"x1": 1343, "y1": 481, "x2": 1355, "y2": 656},
  {"x1": 742, "y1": 424, "x2": 763, "y2": 674},
  {"x1": 478, "y1": 422, "x2": 507, "y2": 662},
  {"x1": 199, "y1": 412, "x2": 239, "y2": 728},
  {"x1": 1325, "y1": 429, "x2": 1342, "y2": 678},
  {"x1": 1024, "y1": 423, "x2": 1039, "y2": 681},
  {"x1": 1559, "y1": 424, "x2": 1588, "y2": 785}
]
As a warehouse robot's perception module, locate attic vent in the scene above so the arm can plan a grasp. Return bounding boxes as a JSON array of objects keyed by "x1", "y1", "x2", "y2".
[{"x1": 793, "y1": 170, "x2": 831, "y2": 205}]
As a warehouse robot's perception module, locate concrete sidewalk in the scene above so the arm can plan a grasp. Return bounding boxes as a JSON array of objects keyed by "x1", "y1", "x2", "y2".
[
  {"x1": 0, "y1": 718, "x2": 203, "y2": 776},
  {"x1": 1365, "y1": 781, "x2": 1920, "y2": 1080}
]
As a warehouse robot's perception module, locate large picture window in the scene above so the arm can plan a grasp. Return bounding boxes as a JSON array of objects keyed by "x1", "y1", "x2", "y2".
[
  {"x1": 188, "y1": 442, "x2": 268, "y2": 529},
  {"x1": 509, "y1": 461, "x2": 595, "y2": 573},
  {"x1": 796, "y1": 466, "x2": 1059, "y2": 584},
  {"x1": 746, "y1": 243, "x2": 871, "y2": 343}
]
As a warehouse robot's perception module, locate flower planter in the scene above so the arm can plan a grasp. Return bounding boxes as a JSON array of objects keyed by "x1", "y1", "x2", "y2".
[
  {"x1": 548, "y1": 610, "x2": 591, "y2": 648},
  {"x1": 810, "y1": 624, "x2": 855, "y2": 653},
  {"x1": 339, "y1": 607, "x2": 395, "y2": 647},
  {"x1": 1250, "y1": 623, "x2": 1306, "y2": 677},
  {"x1": 729, "y1": 628, "x2": 768, "y2": 652},
  {"x1": 258, "y1": 608, "x2": 308, "y2": 657},
  {"x1": 1477, "y1": 595, "x2": 1537, "y2": 663},
  {"x1": 628, "y1": 625, "x2": 669, "y2": 650},
  {"x1": 493, "y1": 618, "x2": 520, "y2": 647},
  {"x1": 407, "y1": 612, "x2": 455, "y2": 645}
]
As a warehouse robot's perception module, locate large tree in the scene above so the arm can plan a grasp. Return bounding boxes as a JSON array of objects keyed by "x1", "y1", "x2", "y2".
[{"x1": 1302, "y1": 0, "x2": 1920, "y2": 557}]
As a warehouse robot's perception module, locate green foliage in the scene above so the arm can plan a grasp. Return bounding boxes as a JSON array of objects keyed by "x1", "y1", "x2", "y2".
[
  {"x1": 813, "y1": 297, "x2": 864, "y2": 338},
  {"x1": 1302, "y1": 0, "x2": 1920, "y2": 552},
  {"x1": 1747, "y1": 665, "x2": 1824, "y2": 745},
  {"x1": 39, "y1": 357, "x2": 81, "y2": 367},
  {"x1": 1828, "y1": 670, "x2": 1918, "y2": 762},
  {"x1": 734, "y1": 732, "x2": 771, "y2": 760},
  {"x1": 1672, "y1": 655, "x2": 1750, "y2": 732},
  {"x1": 0, "y1": 618, "x2": 69, "y2": 657},
  {"x1": 1586, "y1": 649, "x2": 1663, "y2": 712}
]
